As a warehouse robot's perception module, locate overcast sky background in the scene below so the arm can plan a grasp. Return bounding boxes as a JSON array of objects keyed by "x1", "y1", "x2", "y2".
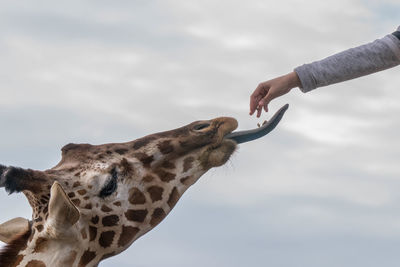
[{"x1": 0, "y1": 1, "x2": 399, "y2": 266}]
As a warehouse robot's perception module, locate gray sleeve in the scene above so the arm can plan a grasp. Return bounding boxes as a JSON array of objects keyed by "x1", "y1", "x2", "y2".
[{"x1": 294, "y1": 26, "x2": 400, "y2": 93}]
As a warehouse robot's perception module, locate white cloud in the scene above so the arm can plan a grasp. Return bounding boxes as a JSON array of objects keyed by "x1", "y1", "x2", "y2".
[{"x1": 0, "y1": 0, "x2": 399, "y2": 266}]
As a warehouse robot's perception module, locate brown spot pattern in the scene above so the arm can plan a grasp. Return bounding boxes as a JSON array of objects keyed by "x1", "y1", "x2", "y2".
[
  {"x1": 67, "y1": 192, "x2": 75, "y2": 198},
  {"x1": 99, "y1": 231, "x2": 115, "y2": 248},
  {"x1": 167, "y1": 187, "x2": 180, "y2": 209},
  {"x1": 128, "y1": 187, "x2": 146, "y2": 205},
  {"x1": 158, "y1": 140, "x2": 174, "y2": 154},
  {"x1": 179, "y1": 140, "x2": 189, "y2": 148},
  {"x1": 125, "y1": 209, "x2": 148, "y2": 223},
  {"x1": 148, "y1": 186, "x2": 164, "y2": 202},
  {"x1": 150, "y1": 208, "x2": 166, "y2": 227},
  {"x1": 162, "y1": 161, "x2": 175, "y2": 169},
  {"x1": 77, "y1": 189, "x2": 87, "y2": 195},
  {"x1": 101, "y1": 205, "x2": 112, "y2": 212},
  {"x1": 102, "y1": 215, "x2": 119, "y2": 226},
  {"x1": 183, "y1": 157, "x2": 195, "y2": 172},
  {"x1": 26, "y1": 260, "x2": 46, "y2": 267},
  {"x1": 113, "y1": 201, "x2": 121, "y2": 207},
  {"x1": 33, "y1": 237, "x2": 48, "y2": 253},
  {"x1": 118, "y1": 226, "x2": 140, "y2": 247},
  {"x1": 84, "y1": 203, "x2": 92, "y2": 209},
  {"x1": 91, "y1": 215, "x2": 99, "y2": 224},
  {"x1": 134, "y1": 153, "x2": 154, "y2": 167},
  {"x1": 79, "y1": 250, "x2": 96, "y2": 266},
  {"x1": 120, "y1": 158, "x2": 133, "y2": 175},
  {"x1": 132, "y1": 137, "x2": 154, "y2": 150},
  {"x1": 73, "y1": 181, "x2": 81, "y2": 188},
  {"x1": 155, "y1": 169, "x2": 176, "y2": 182},
  {"x1": 13, "y1": 254, "x2": 24, "y2": 266},
  {"x1": 89, "y1": 226, "x2": 97, "y2": 241},
  {"x1": 115, "y1": 148, "x2": 128, "y2": 155},
  {"x1": 71, "y1": 199, "x2": 81, "y2": 206},
  {"x1": 36, "y1": 225, "x2": 43, "y2": 232},
  {"x1": 142, "y1": 175, "x2": 154, "y2": 183}
]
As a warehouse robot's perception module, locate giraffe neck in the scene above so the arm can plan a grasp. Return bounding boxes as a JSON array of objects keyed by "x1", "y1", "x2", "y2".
[{"x1": 12, "y1": 227, "x2": 90, "y2": 267}]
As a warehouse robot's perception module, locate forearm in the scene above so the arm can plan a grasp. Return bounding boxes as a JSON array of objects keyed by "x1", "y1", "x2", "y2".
[{"x1": 295, "y1": 26, "x2": 400, "y2": 92}]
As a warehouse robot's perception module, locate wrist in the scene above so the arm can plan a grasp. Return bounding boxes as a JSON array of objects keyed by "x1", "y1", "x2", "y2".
[{"x1": 285, "y1": 71, "x2": 301, "y2": 89}]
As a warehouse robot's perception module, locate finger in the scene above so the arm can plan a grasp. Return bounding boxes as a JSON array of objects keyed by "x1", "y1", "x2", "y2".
[
  {"x1": 256, "y1": 106, "x2": 262, "y2": 118},
  {"x1": 250, "y1": 83, "x2": 268, "y2": 115},
  {"x1": 260, "y1": 91, "x2": 275, "y2": 112},
  {"x1": 250, "y1": 93, "x2": 264, "y2": 115},
  {"x1": 249, "y1": 91, "x2": 261, "y2": 115},
  {"x1": 262, "y1": 96, "x2": 271, "y2": 112},
  {"x1": 249, "y1": 97, "x2": 257, "y2": 115},
  {"x1": 263, "y1": 102, "x2": 269, "y2": 113}
]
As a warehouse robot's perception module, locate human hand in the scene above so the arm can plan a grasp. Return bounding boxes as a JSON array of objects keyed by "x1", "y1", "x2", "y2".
[{"x1": 249, "y1": 72, "x2": 301, "y2": 117}]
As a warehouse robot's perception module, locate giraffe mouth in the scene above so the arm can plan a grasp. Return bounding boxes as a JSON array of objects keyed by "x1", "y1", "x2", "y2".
[{"x1": 225, "y1": 104, "x2": 289, "y2": 144}]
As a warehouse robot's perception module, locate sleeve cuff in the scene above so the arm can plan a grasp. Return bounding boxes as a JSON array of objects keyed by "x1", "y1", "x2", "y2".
[{"x1": 294, "y1": 65, "x2": 317, "y2": 93}]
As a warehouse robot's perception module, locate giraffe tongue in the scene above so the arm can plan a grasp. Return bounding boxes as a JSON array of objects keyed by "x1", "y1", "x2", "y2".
[{"x1": 225, "y1": 104, "x2": 289, "y2": 144}]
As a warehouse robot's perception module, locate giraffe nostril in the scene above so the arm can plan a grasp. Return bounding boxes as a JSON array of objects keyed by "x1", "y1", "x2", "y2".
[{"x1": 193, "y1": 123, "x2": 211, "y2": 131}]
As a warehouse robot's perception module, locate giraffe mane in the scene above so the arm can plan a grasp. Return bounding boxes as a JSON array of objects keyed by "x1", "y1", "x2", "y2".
[{"x1": 0, "y1": 226, "x2": 31, "y2": 266}]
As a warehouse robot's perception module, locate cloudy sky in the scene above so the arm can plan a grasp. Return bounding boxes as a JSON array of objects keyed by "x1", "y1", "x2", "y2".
[{"x1": 0, "y1": 0, "x2": 399, "y2": 266}]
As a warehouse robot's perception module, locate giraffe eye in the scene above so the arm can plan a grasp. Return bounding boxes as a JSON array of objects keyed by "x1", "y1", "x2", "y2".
[
  {"x1": 99, "y1": 168, "x2": 118, "y2": 198},
  {"x1": 193, "y1": 123, "x2": 210, "y2": 131}
]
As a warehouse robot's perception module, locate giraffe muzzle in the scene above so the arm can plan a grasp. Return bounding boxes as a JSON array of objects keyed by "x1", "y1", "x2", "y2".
[{"x1": 225, "y1": 104, "x2": 289, "y2": 144}]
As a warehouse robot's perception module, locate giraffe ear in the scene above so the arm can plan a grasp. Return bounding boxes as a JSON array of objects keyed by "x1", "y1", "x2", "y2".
[
  {"x1": 0, "y1": 217, "x2": 30, "y2": 243},
  {"x1": 48, "y1": 181, "x2": 80, "y2": 232}
]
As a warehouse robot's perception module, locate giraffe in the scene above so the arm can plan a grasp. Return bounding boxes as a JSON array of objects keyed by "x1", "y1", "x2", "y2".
[{"x1": 0, "y1": 105, "x2": 288, "y2": 266}]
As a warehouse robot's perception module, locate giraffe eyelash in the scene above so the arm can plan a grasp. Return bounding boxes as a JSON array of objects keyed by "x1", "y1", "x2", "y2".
[
  {"x1": 193, "y1": 123, "x2": 211, "y2": 131},
  {"x1": 99, "y1": 167, "x2": 118, "y2": 198}
]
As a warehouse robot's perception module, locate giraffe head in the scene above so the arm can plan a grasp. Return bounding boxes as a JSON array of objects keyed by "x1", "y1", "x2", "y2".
[{"x1": 0, "y1": 105, "x2": 288, "y2": 266}]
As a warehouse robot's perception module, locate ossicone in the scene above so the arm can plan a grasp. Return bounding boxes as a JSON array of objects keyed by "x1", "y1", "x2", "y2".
[{"x1": 0, "y1": 164, "x2": 49, "y2": 194}]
